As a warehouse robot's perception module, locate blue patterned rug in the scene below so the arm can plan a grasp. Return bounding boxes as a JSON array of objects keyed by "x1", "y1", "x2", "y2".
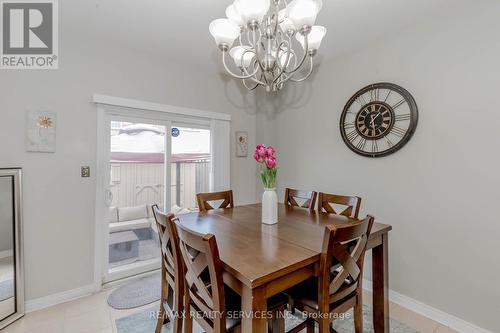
[{"x1": 116, "y1": 305, "x2": 419, "y2": 333}]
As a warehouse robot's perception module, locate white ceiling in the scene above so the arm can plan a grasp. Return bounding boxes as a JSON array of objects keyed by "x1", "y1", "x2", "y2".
[{"x1": 64, "y1": 0, "x2": 469, "y2": 69}]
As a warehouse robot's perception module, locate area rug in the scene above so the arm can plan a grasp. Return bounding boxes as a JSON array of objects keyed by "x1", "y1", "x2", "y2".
[
  {"x1": 0, "y1": 279, "x2": 14, "y2": 302},
  {"x1": 115, "y1": 305, "x2": 419, "y2": 333},
  {"x1": 108, "y1": 273, "x2": 161, "y2": 310}
]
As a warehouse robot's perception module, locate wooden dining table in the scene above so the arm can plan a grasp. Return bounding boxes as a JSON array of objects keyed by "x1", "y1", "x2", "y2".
[{"x1": 176, "y1": 203, "x2": 392, "y2": 333}]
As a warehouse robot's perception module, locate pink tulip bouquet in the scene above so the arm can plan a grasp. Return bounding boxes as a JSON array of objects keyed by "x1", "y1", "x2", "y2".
[{"x1": 254, "y1": 144, "x2": 278, "y2": 189}]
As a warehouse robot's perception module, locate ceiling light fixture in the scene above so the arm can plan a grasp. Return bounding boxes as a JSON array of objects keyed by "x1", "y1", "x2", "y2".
[{"x1": 209, "y1": 0, "x2": 326, "y2": 93}]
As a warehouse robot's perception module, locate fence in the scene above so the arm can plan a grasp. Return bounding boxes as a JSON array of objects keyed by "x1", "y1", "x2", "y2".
[{"x1": 110, "y1": 160, "x2": 210, "y2": 211}]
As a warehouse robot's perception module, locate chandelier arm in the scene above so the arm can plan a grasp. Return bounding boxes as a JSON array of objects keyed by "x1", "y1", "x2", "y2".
[
  {"x1": 275, "y1": 52, "x2": 298, "y2": 85},
  {"x1": 241, "y1": 59, "x2": 267, "y2": 86},
  {"x1": 289, "y1": 56, "x2": 314, "y2": 82},
  {"x1": 272, "y1": 41, "x2": 292, "y2": 85},
  {"x1": 285, "y1": 33, "x2": 309, "y2": 74},
  {"x1": 242, "y1": 78, "x2": 260, "y2": 91},
  {"x1": 222, "y1": 51, "x2": 261, "y2": 79},
  {"x1": 274, "y1": 40, "x2": 290, "y2": 72},
  {"x1": 254, "y1": 36, "x2": 266, "y2": 73}
]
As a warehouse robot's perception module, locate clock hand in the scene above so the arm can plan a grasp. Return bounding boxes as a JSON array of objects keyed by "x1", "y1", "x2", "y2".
[{"x1": 370, "y1": 114, "x2": 376, "y2": 130}]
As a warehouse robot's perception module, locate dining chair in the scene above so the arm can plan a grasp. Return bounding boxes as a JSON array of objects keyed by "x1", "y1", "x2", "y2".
[
  {"x1": 173, "y1": 219, "x2": 288, "y2": 333},
  {"x1": 152, "y1": 205, "x2": 184, "y2": 333},
  {"x1": 196, "y1": 190, "x2": 234, "y2": 212},
  {"x1": 317, "y1": 192, "x2": 362, "y2": 218},
  {"x1": 285, "y1": 215, "x2": 375, "y2": 333},
  {"x1": 284, "y1": 188, "x2": 318, "y2": 211}
]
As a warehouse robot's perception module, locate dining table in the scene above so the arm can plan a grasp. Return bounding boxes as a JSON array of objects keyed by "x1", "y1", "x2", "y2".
[{"x1": 176, "y1": 203, "x2": 392, "y2": 333}]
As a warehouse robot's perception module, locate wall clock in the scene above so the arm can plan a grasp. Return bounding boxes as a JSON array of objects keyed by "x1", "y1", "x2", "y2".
[{"x1": 340, "y1": 82, "x2": 418, "y2": 158}]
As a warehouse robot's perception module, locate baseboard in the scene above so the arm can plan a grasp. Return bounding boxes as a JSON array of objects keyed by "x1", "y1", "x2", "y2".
[
  {"x1": 362, "y1": 279, "x2": 492, "y2": 333},
  {"x1": 0, "y1": 250, "x2": 13, "y2": 259},
  {"x1": 25, "y1": 283, "x2": 99, "y2": 313}
]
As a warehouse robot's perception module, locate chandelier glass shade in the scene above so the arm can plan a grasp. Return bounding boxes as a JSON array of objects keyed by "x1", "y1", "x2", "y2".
[{"x1": 209, "y1": 0, "x2": 326, "y2": 92}]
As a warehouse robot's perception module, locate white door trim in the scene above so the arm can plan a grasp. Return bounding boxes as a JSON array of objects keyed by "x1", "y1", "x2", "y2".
[
  {"x1": 93, "y1": 94, "x2": 231, "y2": 121},
  {"x1": 93, "y1": 96, "x2": 231, "y2": 290}
]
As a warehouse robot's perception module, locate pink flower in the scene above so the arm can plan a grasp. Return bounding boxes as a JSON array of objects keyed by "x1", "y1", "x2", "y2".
[
  {"x1": 265, "y1": 146, "x2": 276, "y2": 157},
  {"x1": 254, "y1": 152, "x2": 264, "y2": 163},
  {"x1": 266, "y1": 156, "x2": 277, "y2": 169},
  {"x1": 256, "y1": 146, "x2": 267, "y2": 158}
]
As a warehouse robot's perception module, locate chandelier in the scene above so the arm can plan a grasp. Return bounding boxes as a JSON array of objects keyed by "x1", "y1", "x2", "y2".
[{"x1": 209, "y1": 0, "x2": 326, "y2": 93}]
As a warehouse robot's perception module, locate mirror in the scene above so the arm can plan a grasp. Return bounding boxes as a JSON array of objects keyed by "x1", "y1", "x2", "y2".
[{"x1": 0, "y1": 169, "x2": 24, "y2": 329}]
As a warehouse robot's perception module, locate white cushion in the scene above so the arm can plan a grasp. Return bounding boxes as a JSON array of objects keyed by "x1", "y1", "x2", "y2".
[
  {"x1": 109, "y1": 218, "x2": 151, "y2": 233},
  {"x1": 109, "y1": 207, "x2": 118, "y2": 223},
  {"x1": 119, "y1": 205, "x2": 148, "y2": 222}
]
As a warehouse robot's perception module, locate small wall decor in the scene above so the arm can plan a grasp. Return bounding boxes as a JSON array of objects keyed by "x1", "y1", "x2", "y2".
[
  {"x1": 340, "y1": 82, "x2": 418, "y2": 158},
  {"x1": 235, "y1": 131, "x2": 248, "y2": 157},
  {"x1": 26, "y1": 111, "x2": 56, "y2": 153}
]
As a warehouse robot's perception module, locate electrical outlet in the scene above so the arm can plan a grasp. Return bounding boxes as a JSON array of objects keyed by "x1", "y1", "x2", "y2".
[{"x1": 81, "y1": 166, "x2": 91, "y2": 178}]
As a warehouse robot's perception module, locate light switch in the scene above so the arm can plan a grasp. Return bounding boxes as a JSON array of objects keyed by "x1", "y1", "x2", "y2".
[{"x1": 81, "y1": 166, "x2": 91, "y2": 178}]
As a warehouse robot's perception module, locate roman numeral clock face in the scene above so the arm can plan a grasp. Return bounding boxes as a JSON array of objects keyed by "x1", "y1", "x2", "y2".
[{"x1": 340, "y1": 83, "x2": 418, "y2": 158}]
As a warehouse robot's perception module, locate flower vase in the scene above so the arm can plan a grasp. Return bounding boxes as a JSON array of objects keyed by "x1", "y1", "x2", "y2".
[{"x1": 262, "y1": 188, "x2": 278, "y2": 225}]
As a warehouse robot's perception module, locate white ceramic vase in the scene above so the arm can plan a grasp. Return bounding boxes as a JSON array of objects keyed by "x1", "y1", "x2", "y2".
[{"x1": 262, "y1": 188, "x2": 278, "y2": 225}]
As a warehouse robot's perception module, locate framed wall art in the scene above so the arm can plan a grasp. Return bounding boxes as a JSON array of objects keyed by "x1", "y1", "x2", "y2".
[
  {"x1": 26, "y1": 111, "x2": 57, "y2": 153},
  {"x1": 235, "y1": 131, "x2": 248, "y2": 157}
]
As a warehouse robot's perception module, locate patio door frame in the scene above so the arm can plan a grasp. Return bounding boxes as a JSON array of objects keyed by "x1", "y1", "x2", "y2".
[{"x1": 93, "y1": 95, "x2": 231, "y2": 288}]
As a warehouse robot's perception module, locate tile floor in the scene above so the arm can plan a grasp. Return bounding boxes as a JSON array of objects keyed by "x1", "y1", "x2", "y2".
[{"x1": 2, "y1": 289, "x2": 460, "y2": 333}]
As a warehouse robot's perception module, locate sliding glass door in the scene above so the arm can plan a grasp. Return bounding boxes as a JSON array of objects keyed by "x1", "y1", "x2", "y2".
[
  {"x1": 169, "y1": 125, "x2": 211, "y2": 212},
  {"x1": 102, "y1": 116, "x2": 213, "y2": 283}
]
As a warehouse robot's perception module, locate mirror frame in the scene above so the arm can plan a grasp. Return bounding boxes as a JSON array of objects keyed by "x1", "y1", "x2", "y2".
[{"x1": 0, "y1": 168, "x2": 24, "y2": 329}]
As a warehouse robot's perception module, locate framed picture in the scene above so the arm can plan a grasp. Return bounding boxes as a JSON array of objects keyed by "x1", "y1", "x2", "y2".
[
  {"x1": 26, "y1": 111, "x2": 56, "y2": 153},
  {"x1": 235, "y1": 131, "x2": 248, "y2": 157}
]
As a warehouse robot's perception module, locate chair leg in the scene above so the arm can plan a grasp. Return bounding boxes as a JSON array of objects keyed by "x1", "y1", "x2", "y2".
[
  {"x1": 354, "y1": 293, "x2": 363, "y2": 333},
  {"x1": 306, "y1": 319, "x2": 315, "y2": 333},
  {"x1": 269, "y1": 306, "x2": 285, "y2": 333},
  {"x1": 318, "y1": 317, "x2": 330, "y2": 333},
  {"x1": 183, "y1": 297, "x2": 193, "y2": 333},
  {"x1": 156, "y1": 275, "x2": 169, "y2": 333},
  {"x1": 173, "y1": 290, "x2": 183, "y2": 333},
  {"x1": 155, "y1": 303, "x2": 166, "y2": 333}
]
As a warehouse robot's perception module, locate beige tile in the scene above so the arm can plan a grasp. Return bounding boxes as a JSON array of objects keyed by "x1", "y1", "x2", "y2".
[
  {"x1": 434, "y1": 325, "x2": 460, "y2": 333},
  {"x1": 2, "y1": 319, "x2": 64, "y2": 333},
  {"x1": 1, "y1": 320, "x2": 25, "y2": 333},
  {"x1": 63, "y1": 292, "x2": 109, "y2": 318},
  {"x1": 2, "y1": 304, "x2": 66, "y2": 333},
  {"x1": 24, "y1": 321, "x2": 65, "y2": 333},
  {"x1": 63, "y1": 308, "x2": 111, "y2": 333},
  {"x1": 391, "y1": 304, "x2": 441, "y2": 333},
  {"x1": 362, "y1": 290, "x2": 398, "y2": 312},
  {"x1": 97, "y1": 329, "x2": 115, "y2": 333}
]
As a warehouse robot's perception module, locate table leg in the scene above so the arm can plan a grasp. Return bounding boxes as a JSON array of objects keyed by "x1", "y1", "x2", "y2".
[
  {"x1": 372, "y1": 233, "x2": 389, "y2": 333},
  {"x1": 241, "y1": 284, "x2": 267, "y2": 333}
]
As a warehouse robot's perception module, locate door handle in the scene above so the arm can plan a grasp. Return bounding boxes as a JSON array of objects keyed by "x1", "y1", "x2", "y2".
[{"x1": 105, "y1": 189, "x2": 113, "y2": 207}]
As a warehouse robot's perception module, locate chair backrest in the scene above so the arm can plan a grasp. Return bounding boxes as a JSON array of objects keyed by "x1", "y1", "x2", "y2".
[
  {"x1": 152, "y1": 205, "x2": 183, "y2": 292},
  {"x1": 318, "y1": 215, "x2": 375, "y2": 308},
  {"x1": 317, "y1": 192, "x2": 361, "y2": 218},
  {"x1": 174, "y1": 221, "x2": 226, "y2": 333},
  {"x1": 284, "y1": 188, "x2": 318, "y2": 210},
  {"x1": 196, "y1": 190, "x2": 234, "y2": 212}
]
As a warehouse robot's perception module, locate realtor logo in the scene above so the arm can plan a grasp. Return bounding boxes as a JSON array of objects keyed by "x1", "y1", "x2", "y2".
[{"x1": 1, "y1": 0, "x2": 58, "y2": 69}]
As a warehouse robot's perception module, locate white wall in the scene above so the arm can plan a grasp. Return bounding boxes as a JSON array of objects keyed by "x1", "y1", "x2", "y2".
[
  {"x1": 259, "y1": 2, "x2": 500, "y2": 331},
  {"x1": 0, "y1": 38, "x2": 259, "y2": 300}
]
